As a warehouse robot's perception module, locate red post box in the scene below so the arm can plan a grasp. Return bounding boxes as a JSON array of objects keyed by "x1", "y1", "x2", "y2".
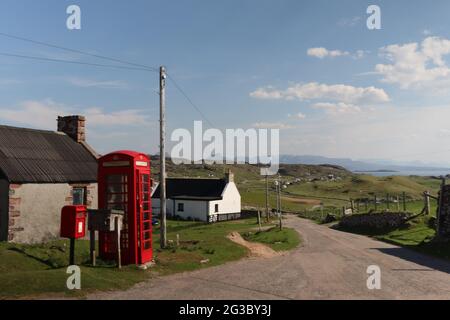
[
  {"x1": 97, "y1": 151, "x2": 153, "y2": 266},
  {"x1": 60, "y1": 205, "x2": 87, "y2": 239}
]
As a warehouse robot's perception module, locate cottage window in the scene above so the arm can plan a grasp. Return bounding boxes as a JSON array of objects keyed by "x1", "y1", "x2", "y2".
[
  {"x1": 178, "y1": 203, "x2": 184, "y2": 212},
  {"x1": 73, "y1": 187, "x2": 86, "y2": 205},
  {"x1": 215, "y1": 204, "x2": 219, "y2": 213}
]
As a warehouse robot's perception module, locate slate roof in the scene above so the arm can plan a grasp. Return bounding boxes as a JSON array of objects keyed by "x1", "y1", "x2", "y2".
[
  {"x1": 152, "y1": 178, "x2": 227, "y2": 201},
  {"x1": 0, "y1": 125, "x2": 97, "y2": 183}
]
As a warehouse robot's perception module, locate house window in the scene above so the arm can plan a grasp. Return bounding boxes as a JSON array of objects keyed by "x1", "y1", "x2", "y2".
[
  {"x1": 73, "y1": 187, "x2": 86, "y2": 205},
  {"x1": 215, "y1": 204, "x2": 219, "y2": 213},
  {"x1": 178, "y1": 203, "x2": 184, "y2": 212}
]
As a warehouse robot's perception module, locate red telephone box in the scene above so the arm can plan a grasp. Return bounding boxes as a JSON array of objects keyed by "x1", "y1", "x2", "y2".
[{"x1": 98, "y1": 151, "x2": 153, "y2": 265}]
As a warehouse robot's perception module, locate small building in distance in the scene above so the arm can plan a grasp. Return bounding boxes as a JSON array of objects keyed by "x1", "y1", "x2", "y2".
[
  {"x1": 152, "y1": 170, "x2": 241, "y2": 223},
  {"x1": 0, "y1": 116, "x2": 98, "y2": 243}
]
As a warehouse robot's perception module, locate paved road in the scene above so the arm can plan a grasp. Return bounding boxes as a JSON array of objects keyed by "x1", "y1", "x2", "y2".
[{"x1": 89, "y1": 216, "x2": 450, "y2": 300}]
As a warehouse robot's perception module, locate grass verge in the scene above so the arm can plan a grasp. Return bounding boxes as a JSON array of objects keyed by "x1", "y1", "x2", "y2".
[
  {"x1": 335, "y1": 215, "x2": 450, "y2": 261},
  {"x1": 241, "y1": 227, "x2": 300, "y2": 251},
  {"x1": 0, "y1": 217, "x2": 297, "y2": 299}
]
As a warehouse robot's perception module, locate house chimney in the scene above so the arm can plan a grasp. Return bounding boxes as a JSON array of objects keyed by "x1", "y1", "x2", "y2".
[
  {"x1": 225, "y1": 169, "x2": 234, "y2": 183},
  {"x1": 57, "y1": 115, "x2": 86, "y2": 143}
]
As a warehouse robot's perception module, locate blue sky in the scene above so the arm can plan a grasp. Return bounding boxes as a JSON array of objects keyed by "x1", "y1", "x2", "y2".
[{"x1": 1, "y1": 1, "x2": 450, "y2": 165}]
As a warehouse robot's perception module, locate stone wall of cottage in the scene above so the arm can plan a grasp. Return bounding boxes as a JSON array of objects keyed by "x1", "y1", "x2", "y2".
[{"x1": 8, "y1": 183, "x2": 98, "y2": 243}]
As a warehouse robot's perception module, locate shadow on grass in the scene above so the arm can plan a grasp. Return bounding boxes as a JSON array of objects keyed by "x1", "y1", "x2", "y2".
[{"x1": 8, "y1": 247, "x2": 56, "y2": 269}]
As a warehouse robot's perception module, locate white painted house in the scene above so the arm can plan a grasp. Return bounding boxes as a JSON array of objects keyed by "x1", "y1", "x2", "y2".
[{"x1": 152, "y1": 171, "x2": 241, "y2": 223}]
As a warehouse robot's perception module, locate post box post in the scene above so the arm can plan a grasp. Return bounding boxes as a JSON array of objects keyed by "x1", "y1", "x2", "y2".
[{"x1": 70, "y1": 238, "x2": 75, "y2": 265}]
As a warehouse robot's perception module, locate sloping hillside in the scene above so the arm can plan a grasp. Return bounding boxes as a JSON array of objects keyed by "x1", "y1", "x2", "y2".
[
  {"x1": 149, "y1": 158, "x2": 441, "y2": 213},
  {"x1": 150, "y1": 159, "x2": 351, "y2": 183}
]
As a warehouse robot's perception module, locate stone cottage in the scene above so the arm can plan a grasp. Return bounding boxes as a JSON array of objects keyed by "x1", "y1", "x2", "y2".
[{"x1": 0, "y1": 115, "x2": 98, "y2": 243}]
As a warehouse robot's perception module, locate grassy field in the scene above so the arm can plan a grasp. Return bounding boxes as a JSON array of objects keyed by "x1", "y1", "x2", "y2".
[
  {"x1": 152, "y1": 159, "x2": 443, "y2": 216},
  {"x1": 0, "y1": 217, "x2": 298, "y2": 299}
]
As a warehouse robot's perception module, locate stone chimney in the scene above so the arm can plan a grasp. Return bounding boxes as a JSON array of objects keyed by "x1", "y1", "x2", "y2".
[
  {"x1": 225, "y1": 169, "x2": 234, "y2": 183},
  {"x1": 57, "y1": 115, "x2": 86, "y2": 143}
]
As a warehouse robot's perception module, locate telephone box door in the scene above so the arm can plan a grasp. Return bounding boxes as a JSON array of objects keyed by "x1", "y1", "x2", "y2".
[{"x1": 138, "y1": 171, "x2": 152, "y2": 263}]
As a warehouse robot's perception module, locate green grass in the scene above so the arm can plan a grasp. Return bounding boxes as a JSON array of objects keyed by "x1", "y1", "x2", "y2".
[
  {"x1": 0, "y1": 217, "x2": 296, "y2": 299},
  {"x1": 241, "y1": 227, "x2": 300, "y2": 251}
]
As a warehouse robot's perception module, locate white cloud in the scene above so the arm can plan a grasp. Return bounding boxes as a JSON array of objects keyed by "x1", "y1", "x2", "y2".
[
  {"x1": 288, "y1": 112, "x2": 306, "y2": 119},
  {"x1": 376, "y1": 36, "x2": 450, "y2": 89},
  {"x1": 307, "y1": 47, "x2": 349, "y2": 59},
  {"x1": 85, "y1": 107, "x2": 148, "y2": 126},
  {"x1": 66, "y1": 77, "x2": 129, "y2": 89},
  {"x1": 252, "y1": 122, "x2": 295, "y2": 129},
  {"x1": 307, "y1": 47, "x2": 367, "y2": 60},
  {"x1": 0, "y1": 100, "x2": 66, "y2": 128},
  {"x1": 337, "y1": 16, "x2": 361, "y2": 27},
  {"x1": 312, "y1": 102, "x2": 361, "y2": 115},
  {"x1": 0, "y1": 99, "x2": 150, "y2": 130},
  {"x1": 250, "y1": 82, "x2": 390, "y2": 105},
  {"x1": 276, "y1": 104, "x2": 450, "y2": 165}
]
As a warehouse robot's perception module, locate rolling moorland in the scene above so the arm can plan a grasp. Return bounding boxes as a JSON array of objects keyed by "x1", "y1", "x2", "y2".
[
  {"x1": 151, "y1": 159, "x2": 450, "y2": 262},
  {"x1": 150, "y1": 158, "x2": 443, "y2": 214}
]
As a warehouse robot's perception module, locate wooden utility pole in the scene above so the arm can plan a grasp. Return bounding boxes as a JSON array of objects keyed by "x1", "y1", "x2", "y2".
[
  {"x1": 277, "y1": 180, "x2": 282, "y2": 230},
  {"x1": 159, "y1": 66, "x2": 167, "y2": 249},
  {"x1": 265, "y1": 174, "x2": 269, "y2": 222}
]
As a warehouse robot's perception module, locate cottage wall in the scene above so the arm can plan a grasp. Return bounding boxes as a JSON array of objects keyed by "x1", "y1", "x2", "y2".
[
  {"x1": 8, "y1": 183, "x2": 98, "y2": 243},
  {"x1": 173, "y1": 199, "x2": 209, "y2": 221},
  {"x1": 0, "y1": 179, "x2": 8, "y2": 241},
  {"x1": 209, "y1": 182, "x2": 241, "y2": 215}
]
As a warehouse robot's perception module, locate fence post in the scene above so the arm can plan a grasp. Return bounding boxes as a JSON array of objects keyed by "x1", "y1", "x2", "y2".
[
  {"x1": 424, "y1": 191, "x2": 431, "y2": 216},
  {"x1": 397, "y1": 195, "x2": 400, "y2": 211},
  {"x1": 403, "y1": 192, "x2": 407, "y2": 212},
  {"x1": 374, "y1": 195, "x2": 378, "y2": 212},
  {"x1": 257, "y1": 210, "x2": 262, "y2": 232},
  {"x1": 386, "y1": 194, "x2": 390, "y2": 211}
]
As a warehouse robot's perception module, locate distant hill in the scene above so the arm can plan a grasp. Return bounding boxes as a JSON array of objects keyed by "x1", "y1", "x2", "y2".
[
  {"x1": 150, "y1": 158, "x2": 351, "y2": 182},
  {"x1": 280, "y1": 155, "x2": 450, "y2": 173}
]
